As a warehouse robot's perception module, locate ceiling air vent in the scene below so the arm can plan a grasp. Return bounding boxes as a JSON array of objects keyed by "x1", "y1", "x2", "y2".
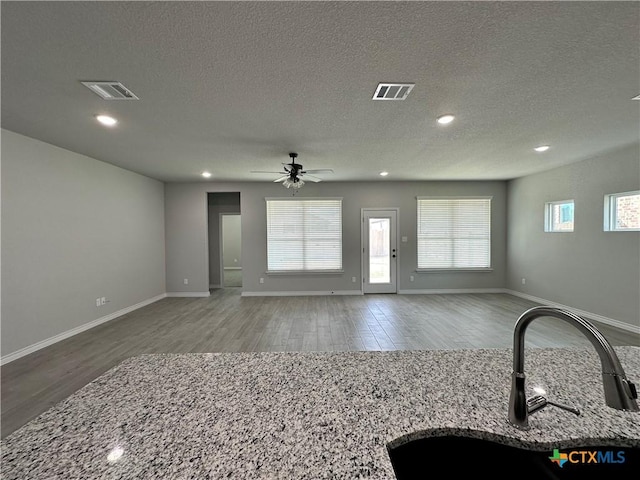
[
  {"x1": 81, "y1": 81, "x2": 139, "y2": 100},
  {"x1": 372, "y1": 83, "x2": 414, "y2": 100}
]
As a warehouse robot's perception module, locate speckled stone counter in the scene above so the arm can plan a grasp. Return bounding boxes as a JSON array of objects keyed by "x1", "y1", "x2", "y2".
[{"x1": 2, "y1": 347, "x2": 639, "y2": 479}]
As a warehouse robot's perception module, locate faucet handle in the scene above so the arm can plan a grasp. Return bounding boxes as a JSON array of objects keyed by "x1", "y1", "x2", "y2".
[
  {"x1": 527, "y1": 395, "x2": 581, "y2": 417},
  {"x1": 547, "y1": 398, "x2": 581, "y2": 416}
]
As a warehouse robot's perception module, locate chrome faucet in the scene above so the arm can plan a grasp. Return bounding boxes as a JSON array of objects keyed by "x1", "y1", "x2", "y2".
[{"x1": 508, "y1": 306, "x2": 638, "y2": 429}]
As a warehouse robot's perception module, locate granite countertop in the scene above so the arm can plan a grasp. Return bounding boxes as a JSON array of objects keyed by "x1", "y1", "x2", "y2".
[{"x1": 2, "y1": 347, "x2": 639, "y2": 479}]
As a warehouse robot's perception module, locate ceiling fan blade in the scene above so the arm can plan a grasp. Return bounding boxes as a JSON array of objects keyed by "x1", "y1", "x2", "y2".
[
  {"x1": 304, "y1": 169, "x2": 334, "y2": 174},
  {"x1": 255, "y1": 155, "x2": 333, "y2": 184},
  {"x1": 302, "y1": 174, "x2": 323, "y2": 182}
]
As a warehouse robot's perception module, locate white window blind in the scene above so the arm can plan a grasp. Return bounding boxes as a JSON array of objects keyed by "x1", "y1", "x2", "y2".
[
  {"x1": 266, "y1": 198, "x2": 342, "y2": 272},
  {"x1": 417, "y1": 197, "x2": 491, "y2": 269}
]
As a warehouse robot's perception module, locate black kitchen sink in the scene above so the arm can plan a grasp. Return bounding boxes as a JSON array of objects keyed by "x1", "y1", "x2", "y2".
[{"x1": 387, "y1": 434, "x2": 639, "y2": 480}]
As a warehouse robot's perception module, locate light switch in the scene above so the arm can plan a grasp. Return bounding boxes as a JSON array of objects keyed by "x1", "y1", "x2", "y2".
[{"x1": 401, "y1": 236, "x2": 408, "y2": 243}]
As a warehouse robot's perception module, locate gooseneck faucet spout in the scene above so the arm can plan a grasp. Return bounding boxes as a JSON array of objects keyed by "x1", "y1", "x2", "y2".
[{"x1": 508, "y1": 306, "x2": 638, "y2": 429}]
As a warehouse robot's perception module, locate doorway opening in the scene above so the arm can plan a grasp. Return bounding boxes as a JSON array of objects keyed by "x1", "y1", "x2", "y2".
[{"x1": 207, "y1": 192, "x2": 241, "y2": 290}]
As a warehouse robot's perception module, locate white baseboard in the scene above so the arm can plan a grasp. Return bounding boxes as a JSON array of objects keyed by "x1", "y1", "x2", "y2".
[
  {"x1": 166, "y1": 292, "x2": 211, "y2": 297},
  {"x1": 504, "y1": 289, "x2": 640, "y2": 334},
  {"x1": 398, "y1": 288, "x2": 506, "y2": 295},
  {"x1": 241, "y1": 290, "x2": 363, "y2": 297},
  {"x1": 1, "y1": 293, "x2": 167, "y2": 366}
]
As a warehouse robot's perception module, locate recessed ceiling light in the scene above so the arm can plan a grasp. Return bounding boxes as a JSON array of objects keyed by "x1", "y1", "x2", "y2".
[
  {"x1": 95, "y1": 114, "x2": 117, "y2": 127},
  {"x1": 437, "y1": 114, "x2": 455, "y2": 125},
  {"x1": 379, "y1": 171, "x2": 389, "y2": 177},
  {"x1": 534, "y1": 145, "x2": 550, "y2": 152},
  {"x1": 633, "y1": 94, "x2": 640, "y2": 100},
  {"x1": 201, "y1": 171, "x2": 212, "y2": 178}
]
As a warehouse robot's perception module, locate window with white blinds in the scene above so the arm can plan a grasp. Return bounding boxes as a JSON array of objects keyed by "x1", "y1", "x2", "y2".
[
  {"x1": 266, "y1": 198, "x2": 343, "y2": 272},
  {"x1": 417, "y1": 197, "x2": 491, "y2": 270}
]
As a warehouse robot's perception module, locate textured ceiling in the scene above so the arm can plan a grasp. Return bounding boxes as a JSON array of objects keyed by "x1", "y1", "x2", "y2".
[{"x1": 1, "y1": 1, "x2": 639, "y2": 183}]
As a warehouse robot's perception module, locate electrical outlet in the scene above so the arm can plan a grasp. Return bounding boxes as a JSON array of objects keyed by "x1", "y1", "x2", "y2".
[
  {"x1": 522, "y1": 278, "x2": 526, "y2": 285},
  {"x1": 96, "y1": 298, "x2": 101, "y2": 307},
  {"x1": 259, "y1": 277, "x2": 264, "y2": 284},
  {"x1": 351, "y1": 276, "x2": 356, "y2": 283},
  {"x1": 183, "y1": 278, "x2": 189, "y2": 285},
  {"x1": 410, "y1": 275, "x2": 414, "y2": 282}
]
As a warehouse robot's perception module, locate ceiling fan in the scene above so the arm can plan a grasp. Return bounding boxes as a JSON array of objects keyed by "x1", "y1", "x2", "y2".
[{"x1": 251, "y1": 153, "x2": 333, "y2": 189}]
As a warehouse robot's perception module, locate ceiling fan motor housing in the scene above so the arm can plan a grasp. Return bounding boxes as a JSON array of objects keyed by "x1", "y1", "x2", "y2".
[{"x1": 287, "y1": 153, "x2": 303, "y2": 177}]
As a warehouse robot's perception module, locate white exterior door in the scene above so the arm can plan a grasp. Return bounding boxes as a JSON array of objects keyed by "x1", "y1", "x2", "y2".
[{"x1": 362, "y1": 209, "x2": 398, "y2": 294}]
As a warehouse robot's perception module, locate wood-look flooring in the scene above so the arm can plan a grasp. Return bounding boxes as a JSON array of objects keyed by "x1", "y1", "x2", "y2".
[{"x1": 2, "y1": 290, "x2": 638, "y2": 438}]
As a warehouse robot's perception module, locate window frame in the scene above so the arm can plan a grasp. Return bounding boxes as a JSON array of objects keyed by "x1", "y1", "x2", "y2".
[
  {"x1": 416, "y1": 196, "x2": 492, "y2": 272},
  {"x1": 265, "y1": 197, "x2": 343, "y2": 274},
  {"x1": 604, "y1": 190, "x2": 640, "y2": 232},
  {"x1": 544, "y1": 199, "x2": 575, "y2": 233}
]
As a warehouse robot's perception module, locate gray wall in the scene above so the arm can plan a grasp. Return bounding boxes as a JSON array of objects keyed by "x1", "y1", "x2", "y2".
[
  {"x1": 165, "y1": 180, "x2": 507, "y2": 294},
  {"x1": 4, "y1": 127, "x2": 634, "y2": 357},
  {"x1": 1, "y1": 130, "x2": 166, "y2": 356},
  {"x1": 507, "y1": 144, "x2": 640, "y2": 328},
  {"x1": 207, "y1": 192, "x2": 241, "y2": 287}
]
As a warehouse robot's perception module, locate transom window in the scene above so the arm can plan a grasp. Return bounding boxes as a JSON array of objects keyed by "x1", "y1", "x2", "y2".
[
  {"x1": 604, "y1": 191, "x2": 640, "y2": 231},
  {"x1": 417, "y1": 197, "x2": 492, "y2": 270},
  {"x1": 266, "y1": 198, "x2": 342, "y2": 272},
  {"x1": 545, "y1": 200, "x2": 574, "y2": 232}
]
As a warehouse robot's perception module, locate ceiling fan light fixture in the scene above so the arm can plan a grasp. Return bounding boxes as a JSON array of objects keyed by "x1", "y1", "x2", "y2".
[{"x1": 283, "y1": 177, "x2": 304, "y2": 189}]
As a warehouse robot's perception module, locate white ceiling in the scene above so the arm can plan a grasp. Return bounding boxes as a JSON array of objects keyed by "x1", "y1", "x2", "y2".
[{"x1": 1, "y1": 1, "x2": 639, "y2": 183}]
